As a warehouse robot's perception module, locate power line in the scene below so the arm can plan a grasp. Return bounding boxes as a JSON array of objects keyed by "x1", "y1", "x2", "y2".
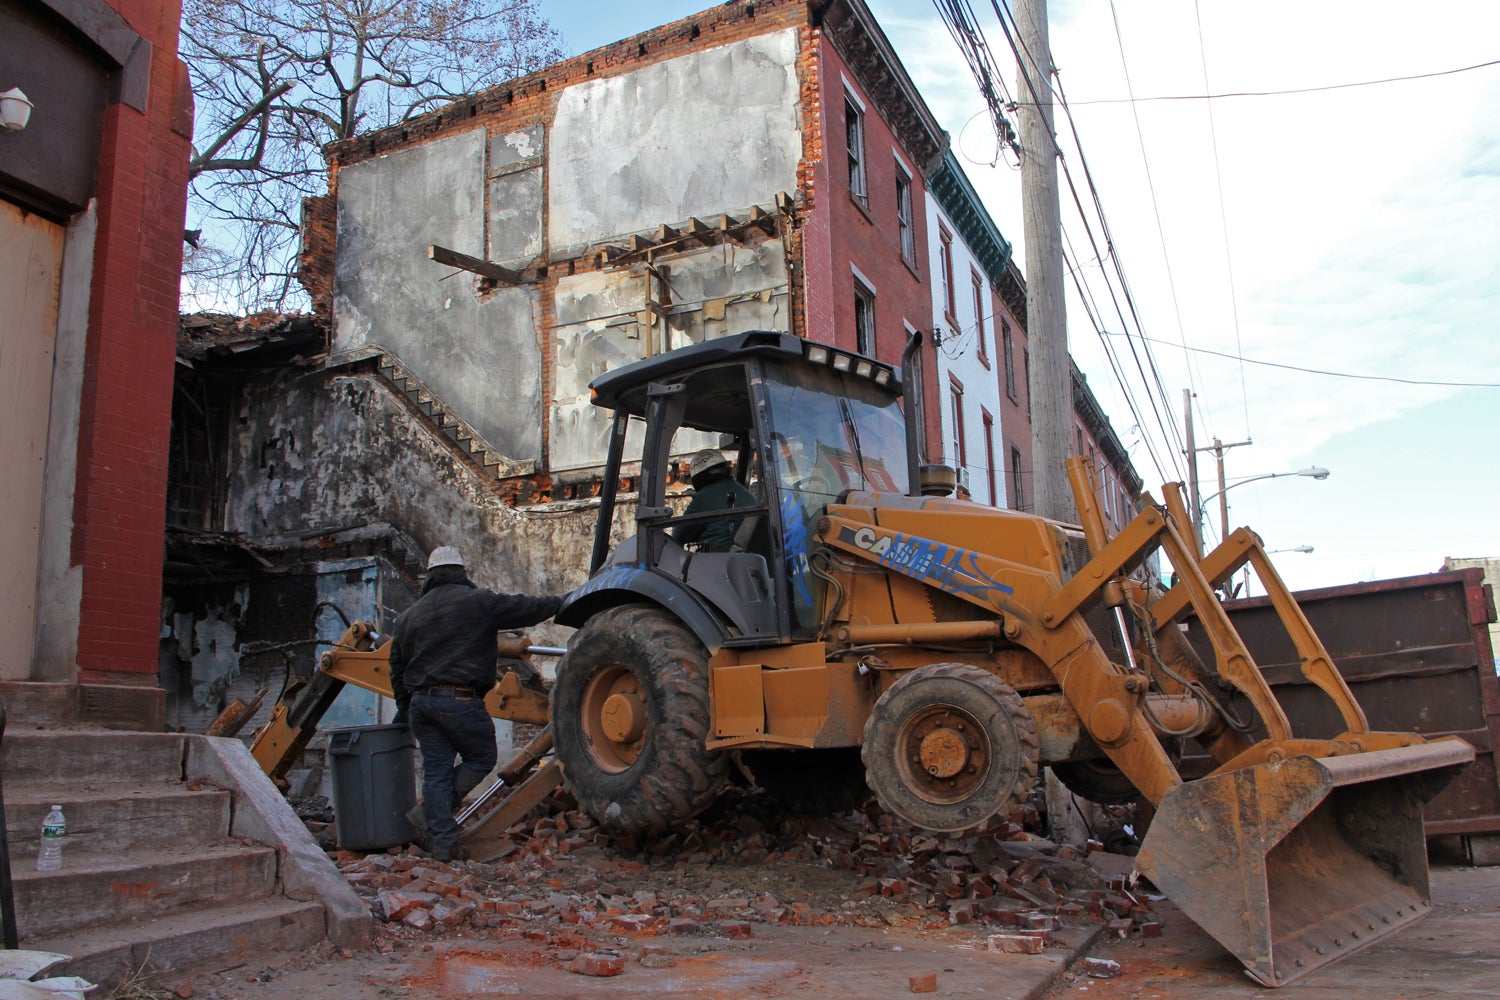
[
  {"x1": 1189, "y1": 0, "x2": 1251, "y2": 437},
  {"x1": 993, "y1": 0, "x2": 1187, "y2": 483},
  {"x1": 1102, "y1": 332, "x2": 1500, "y2": 387},
  {"x1": 1028, "y1": 57, "x2": 1500, "y2": 105}
]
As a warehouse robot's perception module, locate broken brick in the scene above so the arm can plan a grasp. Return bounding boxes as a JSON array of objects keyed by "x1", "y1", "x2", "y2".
[
  {"x1": 908, "y1": 972, "x2": 938, "y2": 993},
  {"x1": 719, "y1": 920, "x2": 753, "y2": 939},
  {"x1": 568, "y1": 952, "x2": 625, "y2": 977},
  {"x1": 989, "y1": 933, "x2": 1045, "y2": 955}
]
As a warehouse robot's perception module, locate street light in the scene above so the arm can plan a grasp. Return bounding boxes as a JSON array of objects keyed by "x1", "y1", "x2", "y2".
[
  {"x1": 1267, "y1": 545, "x2": 1315, "y2": 555},
  {"x1": 1201, "y1": 467, "x2": 1330, "y2": 545}
]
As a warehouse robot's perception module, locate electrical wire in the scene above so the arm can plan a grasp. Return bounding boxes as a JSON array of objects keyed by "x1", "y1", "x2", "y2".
[
  {"x1": 992, "y1": 0, "x2": 1188, "y2": 483},
  {"x1": 1102, "y1": 332, "x2": 1500, "y2": 387},
  {"x1": 1189, "y1": 0, "x2": 1251, "y2": 437},
  {"x1": 1041, "y1": 57, "x2": 1500, "y2": 105}
]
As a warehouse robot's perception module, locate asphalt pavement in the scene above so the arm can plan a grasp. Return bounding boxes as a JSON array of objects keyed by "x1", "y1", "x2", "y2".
[{"x1": 1046, "y1": 862, "x2": 1500, "y2": 1000}]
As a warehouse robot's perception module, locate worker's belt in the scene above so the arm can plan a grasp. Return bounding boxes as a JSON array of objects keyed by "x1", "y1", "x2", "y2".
[{"x1": 416, "y1": 685, "x2": 482, "y2": 700}]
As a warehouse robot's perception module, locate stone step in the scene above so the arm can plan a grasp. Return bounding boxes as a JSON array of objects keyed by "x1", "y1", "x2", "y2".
[
  {"x1": 1, "y1": 731, "x2": 187, "y2": 784},
  {"x1": 4, "y1": 781, "x2": 232, "y2": 857},
  {"x1": 13, "y1": 842, "x2": 278, "y2": 938},
  {"x1": 28, "y1": 897, "x2": 326, "y2": 989}
]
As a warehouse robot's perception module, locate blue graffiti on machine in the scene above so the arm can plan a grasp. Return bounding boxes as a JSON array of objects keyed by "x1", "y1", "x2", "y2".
[
  {"x1": 838, "y1": 525, "x2": 1014, "y2": 600},
  {"x1": 574, "y1": 563, "x2": 645, "y2": 599}
]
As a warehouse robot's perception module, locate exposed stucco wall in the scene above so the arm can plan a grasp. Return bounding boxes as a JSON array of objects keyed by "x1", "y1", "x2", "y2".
[
  {"x1": 550, "y1": 240, "x2": 791, "y2": 471},
  {"x1": 223, "y1": 371, "x2": 595, "y2": 610},
  {"x1": 332, "y1": 130, "x2": 544, "y2": 465},
  {"x1": 548, "y1": 29, "x2": 804, "y2": 256}
]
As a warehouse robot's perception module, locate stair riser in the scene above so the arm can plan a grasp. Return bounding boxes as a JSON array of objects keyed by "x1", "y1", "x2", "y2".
[
  {"x1": 5, "y1": 790, "x2": 232, "y2": 857},
  {"x1": 2, "y1": 733, "x2": 186, "y2": 783},
  {"x1": 16, "y1": 848, "x2": 279, "y2": 937},
  {"x1": 50, "y1": 903, "x2": 326, "y2": 988}
]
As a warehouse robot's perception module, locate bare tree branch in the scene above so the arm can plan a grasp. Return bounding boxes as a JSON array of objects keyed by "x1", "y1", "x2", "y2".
[{"x1": 181, "y1": 0, "x2": 565, "y2": 311}]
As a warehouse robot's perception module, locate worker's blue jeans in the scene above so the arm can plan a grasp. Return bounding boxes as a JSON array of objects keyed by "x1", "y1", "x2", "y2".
[{"x1": 408, "y1": 693, "x2": 498, "y2": 857}]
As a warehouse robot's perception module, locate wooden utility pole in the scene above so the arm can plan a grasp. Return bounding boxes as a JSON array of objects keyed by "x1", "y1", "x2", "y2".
[
  {"x1": 1184, "y1": 389, "x2": 1202, "y2": 556},
  {"x1": 1015, "y1": 0, "x2": 1072, "y2": 520}
]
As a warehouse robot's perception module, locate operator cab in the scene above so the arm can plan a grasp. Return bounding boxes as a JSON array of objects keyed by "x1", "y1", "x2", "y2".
[{"x1": 564, "y1": 332, "x2": 910, "y2": 648}]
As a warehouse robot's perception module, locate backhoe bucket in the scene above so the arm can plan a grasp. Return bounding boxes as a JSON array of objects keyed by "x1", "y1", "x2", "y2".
[{"x1": 1135, "y1": 739, "x2": 1473, "y2": 987}]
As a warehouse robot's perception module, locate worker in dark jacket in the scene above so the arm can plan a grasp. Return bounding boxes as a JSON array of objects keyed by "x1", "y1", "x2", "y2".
[
  {"x1": 389, "y1": 545, "x2": 566, "y2": 861},
  {"x1": 674, "y1": 449, "x2": 756, "y2": 552}
]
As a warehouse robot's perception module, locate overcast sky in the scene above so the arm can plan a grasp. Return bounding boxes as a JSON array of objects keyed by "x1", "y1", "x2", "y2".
[{"x1": 550, "y1": 0, "x2": 1500, "y2": 593}]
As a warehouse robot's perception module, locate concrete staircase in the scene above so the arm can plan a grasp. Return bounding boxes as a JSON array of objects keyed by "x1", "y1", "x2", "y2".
[{"x1": 3, "y1": 730, "x2": 370, "y2": 988}]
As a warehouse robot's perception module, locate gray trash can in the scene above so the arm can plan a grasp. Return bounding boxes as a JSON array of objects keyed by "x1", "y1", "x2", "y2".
[{"x1": 326, "y1": 723, "x2": 420, "y2": 851}]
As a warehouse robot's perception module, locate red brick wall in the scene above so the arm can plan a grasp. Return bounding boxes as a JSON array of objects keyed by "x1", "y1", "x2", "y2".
[
  {"x1": 70, "y1": 0, "x2": 193, "y2": 683},
  {"x1": 809, "y1": 33, "x2": 940, "y2": 461},
  {"x1": 994, "y1": 300, "x2": 1034, "y2": 511}
]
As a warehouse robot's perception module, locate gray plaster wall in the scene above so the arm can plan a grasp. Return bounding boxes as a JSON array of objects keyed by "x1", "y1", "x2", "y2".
[
  {"x1": 224, "y1": 371, "x2": 593, "y2": 633},
  {"x1": 333, "y1": 130, "x2": 543, "y2": 464},
  {"x1": 548, "y1": 29, "x2": 803, "y2": 255},
  {"x1": 33, "y1": 202, "x2": 96, "y2": 681},
  {"x1": 488, "y1": 126, "x2": 544, "y2": 265},
  {"x1": 550, "y1": 240, "x2": 790, "y2": 471}
]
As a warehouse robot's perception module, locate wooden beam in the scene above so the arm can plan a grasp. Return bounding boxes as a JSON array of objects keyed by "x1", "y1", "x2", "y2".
[
  {"x1": 748, "y1": 204, "x2": 778, "y2": 235},
  {"x1": 686, "y1": 217, "x2": 715, "y2": 245},
  {"x1": 427, "y1": 245, "x2": 523, "y2": 285}
]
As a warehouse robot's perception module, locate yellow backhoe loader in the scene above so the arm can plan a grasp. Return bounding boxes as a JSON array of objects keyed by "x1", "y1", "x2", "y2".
[
  {"x1": 547, "y1": 331, "x2": 1470, "y2": 987},
  {"x1": 252, "y1": 330, "x2": 1470, "y2": 987}
]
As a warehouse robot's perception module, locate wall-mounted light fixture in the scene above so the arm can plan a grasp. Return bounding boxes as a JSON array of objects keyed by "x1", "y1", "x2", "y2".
[{"x1": 0, "y1": 88, "x2": 33, "y2": 132}]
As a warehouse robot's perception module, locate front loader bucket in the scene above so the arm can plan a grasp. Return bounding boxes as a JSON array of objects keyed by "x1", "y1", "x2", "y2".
[{"x1": 1135, "y1": 739, "x2": 1473, "y2": 987}]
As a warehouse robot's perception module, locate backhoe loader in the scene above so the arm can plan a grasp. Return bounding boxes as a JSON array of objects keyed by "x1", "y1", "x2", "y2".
[{"x1": 544, "y1": 330, "x2": 1472, "y2": 987}]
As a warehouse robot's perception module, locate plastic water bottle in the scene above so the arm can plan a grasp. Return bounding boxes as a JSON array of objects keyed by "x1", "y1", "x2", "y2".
[{"x1": 36, "y1": 805, "x2": 65, "y2": 872}]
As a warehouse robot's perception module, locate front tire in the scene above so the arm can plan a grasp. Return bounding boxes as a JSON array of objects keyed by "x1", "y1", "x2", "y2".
[
  {"x1": 553, "y1": 604, "x2": 729, "y2": 837},
  {"x1": 862, "y1": 663, "x2": 1039, "y2": 836}
]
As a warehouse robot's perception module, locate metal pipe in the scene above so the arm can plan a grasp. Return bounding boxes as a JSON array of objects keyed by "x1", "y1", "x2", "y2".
[{"x1": 836, "y1": 621, "x2": 1005, "y2": 646}]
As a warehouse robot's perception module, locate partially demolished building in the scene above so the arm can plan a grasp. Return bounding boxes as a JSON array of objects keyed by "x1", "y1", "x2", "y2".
[{"x1": 163, "y1": 0, "x2": 1140, "y2": 732}]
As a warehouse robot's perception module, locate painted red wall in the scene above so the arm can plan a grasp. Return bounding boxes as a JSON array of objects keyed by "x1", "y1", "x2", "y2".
[{"x1": 71, "y1": 0, "x2": 192, "y2": 684}]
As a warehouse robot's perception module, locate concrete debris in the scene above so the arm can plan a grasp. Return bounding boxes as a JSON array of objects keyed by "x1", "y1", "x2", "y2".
[
  {"x1": 1084, "y1": 957, "x2": 1123, "y2": 978},
  {"x1": 327, "y1": 785, "x2": 1162, "y2": 975}
]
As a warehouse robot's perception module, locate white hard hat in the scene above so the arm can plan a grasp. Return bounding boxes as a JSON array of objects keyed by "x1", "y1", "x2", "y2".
[
  {"x1": 427, "y1": 545, "x2": 464, "y2": 569},
  {"x1": 689, "y1": 449, "x2": 730, "y2": 479}
]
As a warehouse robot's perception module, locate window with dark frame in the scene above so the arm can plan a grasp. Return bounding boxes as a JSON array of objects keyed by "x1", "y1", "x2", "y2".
[
  {"x1": 939, "y1": 226, "x2": 955, "y2": 319},
  {"x1": 949, "y1": 377, "x2": 966, "y2": 483},
  {"x1": 1002, "y1": 320, "x2": 1017, "y2": 400},
  {"x1": 896, "y1": 166, "x2": 915, "y2": 264},
  {"x1": 846, "y1": 96, "x2": 867, "y2": 204},
  {"x1": 972, "y1": 271, "x2": 988, "y2": 365},
  {"x1": 853, "y1": 277, "x2": 875, "y2": 357},
  {"x1": 1010, "y1": 445, "x2": 1024, "y2": 510},
  {"x1": 982, "y1": 408, "x2": 997, "y2": 505},
  {"x1": 1022, "y1": 347, "x2": 1031, "y2": 419}
]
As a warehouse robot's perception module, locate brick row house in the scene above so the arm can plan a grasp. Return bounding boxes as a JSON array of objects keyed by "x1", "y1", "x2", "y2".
[
  {"x1": 162, "y1": 0, "x2": 1142, "y2": 731},
  {"x1": 0, "y1": 0, "x2": 190, "y2": 724}
]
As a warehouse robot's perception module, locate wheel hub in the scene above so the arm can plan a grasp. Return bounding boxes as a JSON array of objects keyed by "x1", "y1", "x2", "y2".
[
  {"x1": 902, "y1": 708, "x2": 987, "y2": 802},
  {"x1": 601, "y1": 691, "x2": 646, "y2": 744},
  {"x1": 919, "y1": 727, "x2": 970, "y2": 779},
  {"x1": 579, "y1": 665, "x2": 648, "y2": 772}
]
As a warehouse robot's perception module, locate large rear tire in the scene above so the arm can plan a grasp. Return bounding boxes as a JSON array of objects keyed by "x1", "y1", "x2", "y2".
[
  {"x1": 553, "y1": 604, "x2": 730, "y2": 837},
  {"x1": 862, "y1": 663, "x2": 1039, "y2": 836}
]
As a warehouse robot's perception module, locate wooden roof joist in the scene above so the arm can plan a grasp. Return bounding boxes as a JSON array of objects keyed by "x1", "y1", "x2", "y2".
[
  {"x1": 601, "y1": 195, "x2": 797, "y2": 267},
  {"x1": 427, "y1": 244, "x2": 525, "y2": 285}
]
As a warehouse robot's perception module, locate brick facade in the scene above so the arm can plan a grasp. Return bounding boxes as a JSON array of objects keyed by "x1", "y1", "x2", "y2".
[{"x1": 69, "y1": 1, "x2": 193, "y2": 682}]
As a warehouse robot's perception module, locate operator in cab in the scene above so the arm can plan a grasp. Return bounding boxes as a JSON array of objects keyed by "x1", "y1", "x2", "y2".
[
  {"x1": 674, "y1": 448, "x2": 756, "y2": 553},
  {"x1": 389, "y1": 545, "x2": 567, "y2": 862}
]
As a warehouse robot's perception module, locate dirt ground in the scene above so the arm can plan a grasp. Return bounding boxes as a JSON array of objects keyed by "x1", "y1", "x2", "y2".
[{"x1": 180, "y1": 785, "x2": 1140, "y2": 1000}]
